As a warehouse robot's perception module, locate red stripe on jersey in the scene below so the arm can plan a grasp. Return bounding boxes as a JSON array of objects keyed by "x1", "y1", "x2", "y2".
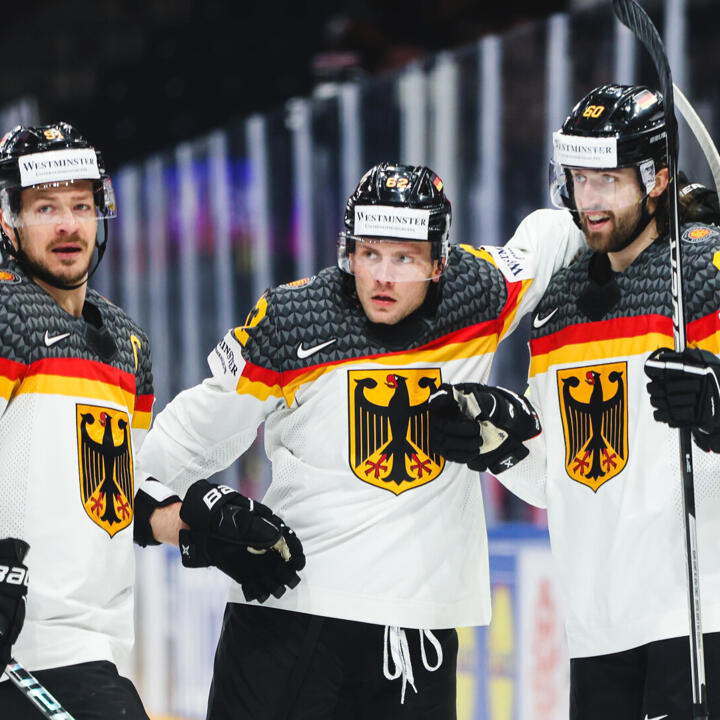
[
  {"x1": 530, "y1": 314, "x2": 672, "y2": 357},
  {"x1": 238, "y1": 316, "x2": 500, "y2": 391},
  {"x1": 23, "y1": 358, "x2": 137, "y2": 393},
  {"x1": 503, "y1": 277, "x2": 525, "y2": 314},
  {"x1": 687, "y1": 311, "x2": 720, "y2": 344},
  {"x1": 277, "y1": 317, "x2": 500, "y2": 385},
  {"x1": 413, "y1": 317, "x2": 499, "y2": 351},
  {"x1": 134, "y1": 393, "x2": 154, "y2": 413},
  {"x1": 241, "y1": 361, "x2": 283, "y2": 388},
  {"x1": 0, "y1": 356, "x2": 27, "y2": 380}
]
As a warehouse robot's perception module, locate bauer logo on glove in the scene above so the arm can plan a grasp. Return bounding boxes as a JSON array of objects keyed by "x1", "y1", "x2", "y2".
[{"x1": 179, "y1": 479, "x2": 306, "y2": 603}]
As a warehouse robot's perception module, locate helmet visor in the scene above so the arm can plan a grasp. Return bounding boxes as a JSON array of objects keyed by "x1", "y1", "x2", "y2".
[
  {"x1": 337, "y1": 234, "x2": 445, "y2": 282},
  {"x1": 549, "y1": 129, "x2": 658, "y2": 213},
  {"x1": 0, "y1": 177, "x2": 117, "y2": 228},
  {"x1": 549, "y1": 159, "x2": 657, "y2": 214}
]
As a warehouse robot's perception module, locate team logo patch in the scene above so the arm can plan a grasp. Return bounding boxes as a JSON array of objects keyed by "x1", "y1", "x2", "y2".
[
  {"x1": 76, "y1": 404, "x2": 134, "y2": 536},
  {"x1": 683, "y1": 226, "x2": 716, "y2": 243},
  {"x1": 557, "y1": 362, "x2": 628, "y2": 492},
  {"x1": 0, "y1": 269, "x2": 20, "y2": 284},
  {"x1": 348, "y1": 368, "x2": 444, "y2": 495}
]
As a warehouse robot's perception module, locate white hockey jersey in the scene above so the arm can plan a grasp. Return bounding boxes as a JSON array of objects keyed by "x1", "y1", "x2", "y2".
[
  {"x1": 0, "y1": 262, "x2": 154, "y2": 676},
  {"x1": 498, "y1": 225, "x2": 720, "y2": 658},
  {"x1": 138, "y1": 209, "x2": 585, "y2": 630}
]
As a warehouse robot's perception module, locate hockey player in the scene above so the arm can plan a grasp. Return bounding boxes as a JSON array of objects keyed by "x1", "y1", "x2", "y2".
[
  {"x1": 430, "y1": 84, "x2": 720, "y2": 717},
  {"x1": 0, "y1": 123, "x2": 303, "y2": 720},
  {"x1": 137, "y1": 162, "x2": 585, "y2": 719}
]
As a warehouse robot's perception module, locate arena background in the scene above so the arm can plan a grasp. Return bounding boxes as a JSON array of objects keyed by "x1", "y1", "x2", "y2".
[{"x1": 1, "y1": 0, "x2": 718, "y2": 717}]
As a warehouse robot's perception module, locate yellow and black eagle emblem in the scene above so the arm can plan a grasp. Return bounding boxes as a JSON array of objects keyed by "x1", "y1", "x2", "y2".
[
  {"x1": 557, "y1": 362, "x2": 628, "y2": 492},
  {"x1": 76, "y1": 403, "x2": 134, "y2": 536},
  {"x1": 348, "y1": 368, "x2": 444, "y2": 494}
]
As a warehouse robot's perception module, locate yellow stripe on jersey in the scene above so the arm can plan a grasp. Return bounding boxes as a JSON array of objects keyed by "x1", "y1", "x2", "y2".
[
  {"x1": 279, "y1": 334, "x2": 501, "y2": 406},
  {"x1": 498, "y1": 278, "x2": 533, "y2": 341},
  {"x1": 16, "y1": 374, "x2": 136, "y2": 412},
  {"x1": 458, "y1": 244, "x2": 496, "y2": 266},
  {"x1": 0, "y1": 376, "x2": 21, "y2": 402},
  {"x1": 132, "y1": 410, "x2": 153, "y2": 430},
  {"x1": 695, "y1": 333, "x2": 720, "y2": 355},
  {"x1": 235, "y1": 375, "x2": 285, "y2": 402},
  {"x1": 530, "y1": 331, "x2": 670, "y2": 377}
]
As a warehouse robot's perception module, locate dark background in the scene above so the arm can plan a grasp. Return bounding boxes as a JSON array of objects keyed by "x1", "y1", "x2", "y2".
[{"x1": 0, "y1": 0, "x2": 566, "y2": 169}]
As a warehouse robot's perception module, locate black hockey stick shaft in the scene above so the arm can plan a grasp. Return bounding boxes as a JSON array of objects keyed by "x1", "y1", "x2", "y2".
[
  {"x1": 612, "y1": 1, "x2": 708, "y2": 717},
  {"x1": 5, "y1": 656, "x2": 76, "y2": 720}
]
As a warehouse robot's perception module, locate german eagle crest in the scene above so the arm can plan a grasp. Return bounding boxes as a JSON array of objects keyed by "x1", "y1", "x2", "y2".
[
  {"x1": 557, "y1": 362, "x2": 628, "y2": 492},
  {"x1": 348, "y1": 368, "x2": 444, "y2": 494},
  {"x1": 76, "y1": 403, "x2": 134, "y2": 536}
]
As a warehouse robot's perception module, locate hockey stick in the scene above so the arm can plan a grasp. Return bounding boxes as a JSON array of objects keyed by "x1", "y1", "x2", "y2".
[
  {"x1": 612, "y1": 1, "x2": 708, "y2": 717},
  {"x1": 674, "y1": 83, "x2": 720, "y2": 194},
  {"x1": 5, "y1": 656, "x2": 76, "y2": 720}
]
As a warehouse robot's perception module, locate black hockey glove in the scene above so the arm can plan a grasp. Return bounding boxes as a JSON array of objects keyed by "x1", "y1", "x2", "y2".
[
  {"x1": 179, "y1": 480, "x2": 305, "y2": 603},
  {"x1": 645, "y1": 347, "x2": 720, "y2": 451},
  {"x1": 0, "y1": 538, "x2": 29, "y2": 675},
  {"x1": 429, "y1": 383, "x2": 541, "y2": 474}
]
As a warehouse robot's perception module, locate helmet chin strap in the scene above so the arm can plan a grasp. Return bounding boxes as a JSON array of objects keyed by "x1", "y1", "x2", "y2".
[
  {"x1": 1, "y1": 220, "x2": 107, "y2": 291},
  {"x1": 610, "y1": 194, "x2": 657, "y2": 253}
]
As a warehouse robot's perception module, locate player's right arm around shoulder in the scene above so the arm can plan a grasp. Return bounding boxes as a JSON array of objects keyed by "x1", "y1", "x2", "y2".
[{"x1": 505, "y1": 208, "x2": 586, "y2": 277}]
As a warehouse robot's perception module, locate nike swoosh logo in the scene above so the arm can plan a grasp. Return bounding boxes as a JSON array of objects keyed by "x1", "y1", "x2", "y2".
[
  {"x1": 297, "y1": 338, "x2": 337, "y2": 359},
  {"x1": 532, "y1": 307, "x2": 558, "y2": 329},
  {"x1": 644, "y1": 715, "x2": 668, "y2": 720},
  {"x1": 44, "y1": 331, "x2": 71, "y2": 347}
]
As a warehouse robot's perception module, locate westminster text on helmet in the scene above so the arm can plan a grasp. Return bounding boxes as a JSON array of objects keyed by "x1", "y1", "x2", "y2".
[
  {"x1": 552, "y1": 131, "x2": 619, "y2": 169},
  {"x1": 354, "y1": 205, "x2": 431, "y2": 241},
  {"x1": 18, "y1": 148, "x2": 100, "y2": 187}
]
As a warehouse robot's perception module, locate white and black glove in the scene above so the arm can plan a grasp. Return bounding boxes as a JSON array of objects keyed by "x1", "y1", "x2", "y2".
[
  {"x1": 429, "y1": 383, "x2": 541, "y2": 474},
  {"x1": 0, "y1": 538, "x2": 29, "y2": 675},
  {"x1": 179, "y1": 480, "x2": 305, "y2": 603},
  {"x1": 645, "y1": 347, "x2": 720, "y2": 451}
]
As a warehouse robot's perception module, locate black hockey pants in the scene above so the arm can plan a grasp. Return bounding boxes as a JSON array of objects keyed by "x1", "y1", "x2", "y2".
[
  {"x1": 570, "y1": 631, "x2": 720, "y2": 719},
  {"x1": 206, "y1": 602, "x2": 458, "y2": 720},
  {"x1": 0, "y1": 659, "x2": 149, "y2": 720}
]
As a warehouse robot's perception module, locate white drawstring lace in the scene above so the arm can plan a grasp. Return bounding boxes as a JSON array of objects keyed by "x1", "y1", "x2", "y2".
[{"x1": 382, "y1": 626, "x2": 443, "y2": 704}]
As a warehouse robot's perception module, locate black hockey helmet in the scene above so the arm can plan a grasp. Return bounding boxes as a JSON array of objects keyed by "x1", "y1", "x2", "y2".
[
  {"x1": 0, "y1": 122, "x2": 116, "y2": 288},
  {"x1": 550, "y1": 84, "x2": 667, "y2": 212},
  {"x1": 339, "y1": 163, "x2": 452, "y2": 280}
]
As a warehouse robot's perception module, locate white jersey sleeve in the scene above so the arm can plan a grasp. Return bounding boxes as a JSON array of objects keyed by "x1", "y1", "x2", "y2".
[
  {"x1": 136, "y1": 328, "x2": 286, "y2": 496},
  {"x1": 482, "y1": 208, "x2": 586, "y2": 340}
]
